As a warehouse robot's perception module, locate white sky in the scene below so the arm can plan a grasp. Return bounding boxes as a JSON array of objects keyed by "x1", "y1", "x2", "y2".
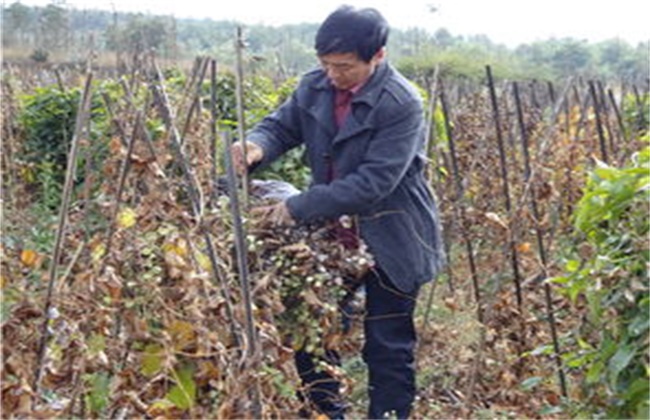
[{"x1": 11, "y1": 0, "x2": 650, "y2": 47}]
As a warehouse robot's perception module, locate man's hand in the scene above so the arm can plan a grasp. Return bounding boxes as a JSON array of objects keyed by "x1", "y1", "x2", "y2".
[
  {"x1": 252, "y1": 201, "x2": 295, "y2": 226},
  {"x1": 231, "y1": 141, "x2": 264, "y2": 175}
]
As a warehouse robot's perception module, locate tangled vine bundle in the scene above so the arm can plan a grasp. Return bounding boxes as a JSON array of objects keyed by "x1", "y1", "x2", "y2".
[{"x1": 226, "y1": 180, "x2": 374, "y2": 355}]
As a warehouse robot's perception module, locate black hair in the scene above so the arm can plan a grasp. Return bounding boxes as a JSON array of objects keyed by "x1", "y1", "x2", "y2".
[{"x1": 315, "y1": 5, "x2": 389, "y2": 62}]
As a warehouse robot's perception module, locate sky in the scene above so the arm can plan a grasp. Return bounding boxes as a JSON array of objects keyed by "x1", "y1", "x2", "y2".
[{"x1": 11, "y1": 0, "x2": 650, "y2": 47}]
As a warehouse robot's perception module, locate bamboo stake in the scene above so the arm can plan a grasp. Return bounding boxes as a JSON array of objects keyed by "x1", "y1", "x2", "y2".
[
  {"x1": 150, "y1": 60, "x2": 203, "y2": 216},
  {"x1": 101, "y1": 91, "x2": 128, "y2": 147},
  {"x1": 424, "y1": 64, "x2": 441, "y2": 168},
  {"x1": 486, "y1": 65, "x2": 524, "y2": 311},
  {"x1": 421, "y1": 64, "x2": 456, "y2": 326},
  {"x1": 521, "y1": 79, "x2": 576, "y2": 254},
  {"x1": 563, "y1": 82, "x2": 572, "y2": 142},
  {"x1": 547, "y1": 80, "x2": 556, "y2": 106},
  {"x1": 95, "y1": 114, "x2": 142, "y2": 345},
  {"x1": 210, "y1": 58, "x2": 220, "y2": 203},
  {"x1": 149, "y1": 59, "x2": 240, "y2": 348},
  {"x1": 608, "y1": 88, "x2": 629, "y2": 162},
  {"x1": 513, "y1": 81, "x2": 568, "y2": 398},
  {"x1": 222, "y1": 130, "x2": 262, "y2": 418},
  {"x1": 234, "y1": 26, "x2": 250, "y2": 208},
  {"x1": 571, "y1": 87, "x2": 592, "y2": 145},
  {"x1": 182, "y1": 56, "x2": 203, "y2": 107},
  {"x1": 597, "y1": 81, "x2": 618, "y2": 159},
  {"x1": 34, "y1": 71, "x2": 94, "y2": 396},
  {"x1": 119, "y1": 79, "x2": 159, "y2": 162},
  {"x1": 588, "y1": 80, "x2": 609, "y2": 164},
  {"x1": 608, "y1": 88, "x2": 627, "y2": 142},
  {"x1": 534, "y1": 78, "x2": 574, "y2": 159},
  {"x1": 426, "y1": 67, "x2": 456, "y2": 296},
  {"x1": 529, "y1": 79, "x2": 540, "y2": 110},
  {"x1": 439, "y1": 80, "x2": 482, "y2": 323},
  {"x1": 101, "y1": 112, "x2": 143, "y2": 274},
  {"x1": 632, "y1": 84, "x2": 645, "y2": 133},
  {"x1": 180, "y1": 56, "x2": 210, "y2": 146}
]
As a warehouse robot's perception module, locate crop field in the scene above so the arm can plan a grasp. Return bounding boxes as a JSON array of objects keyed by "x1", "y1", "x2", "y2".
[{"x1": 1, "y1": 55, "x2": 648, "y2": 419}]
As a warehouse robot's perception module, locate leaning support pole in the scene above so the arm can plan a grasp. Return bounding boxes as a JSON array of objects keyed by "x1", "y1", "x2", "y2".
[
  {"x1": 222, "y1": 130, "x2": 262, "y2": 418},
  {"x1": 234, "y1": 26, "x2": 250, "y2": 208},
  {"x1": 512, "y1": 82, "x2": 568, "y2": 398},
  {"x1": 210, "y1": 58, "x2": 219, "y2": 203},
  {"x1": 101, "y1": 112, "x2": 143, "y2": 274},
  {"x1": 596, "y1": 81, "x2": 617, "y2": 158},
  {"x1": 588, "y1": 80, "x2": 609, "y2": 164},
  {"x1": 180, "y1": 56, "x2": 210, "y2": 146},
  {"x1": 608, "y1": 88, "x2": 628, "y2": 145},
  {"x1": 149, "y1": 59, "x2": 240, "y2": 348},
  {"x1": 439, "y1": 80, "x2": 482, "y2": 323},
  {"x1": 421, "y1": 64, "x2": 455, "y2": 330},
  {"x1": 485, "y1": 65, "x2": 524, "y2": 312},
  {"x1": 34, "y1": 71, "x2": 94, "y2": 397}
]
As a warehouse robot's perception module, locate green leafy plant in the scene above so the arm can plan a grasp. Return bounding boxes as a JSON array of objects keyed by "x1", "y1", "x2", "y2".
[
  {"x1": 622, "y1": 92, "x2": 650, "y2": 138},
  {"x1": 550, "y1": 146, "x2": 650, "y2": 419},
  {"x1": 17, "y1": 82, "x2": 115, "y2": 208},
  {"x1": 84, "y1": 372, "x2": 110, "y2": 415}
]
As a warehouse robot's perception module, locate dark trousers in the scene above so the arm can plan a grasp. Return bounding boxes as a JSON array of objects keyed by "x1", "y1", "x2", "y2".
[{"x1": 295, "y1": 268, "x2": 419, "y2": 419}]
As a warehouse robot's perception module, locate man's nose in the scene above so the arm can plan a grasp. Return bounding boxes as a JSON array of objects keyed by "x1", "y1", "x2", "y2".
[{"x1": 326, "y1": 67, "x2": 340, "y2": 79}]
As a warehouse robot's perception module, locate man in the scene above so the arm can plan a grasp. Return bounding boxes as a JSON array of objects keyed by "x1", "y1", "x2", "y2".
[{"x1": 232, "y1": 5, "x2": 445, "y2": 419}]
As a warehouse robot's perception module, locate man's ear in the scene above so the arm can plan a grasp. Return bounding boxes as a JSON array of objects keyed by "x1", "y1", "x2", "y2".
[{"x1": 373, "y1": 47, "x2": 386, "y2": 63}]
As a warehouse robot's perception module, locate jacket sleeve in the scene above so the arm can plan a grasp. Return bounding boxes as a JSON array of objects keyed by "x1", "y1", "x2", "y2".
[
  {"x1": 246, "y1": 91, "x2": 304, "y2": 167},
  {"x1": 287, "y1": 96, "x2": 424, "y2": 223}
]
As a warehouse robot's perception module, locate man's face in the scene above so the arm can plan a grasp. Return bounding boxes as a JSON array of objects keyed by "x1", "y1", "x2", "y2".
[{"x1": 318, "y1": 50, "x2": 384, "y2": 90}]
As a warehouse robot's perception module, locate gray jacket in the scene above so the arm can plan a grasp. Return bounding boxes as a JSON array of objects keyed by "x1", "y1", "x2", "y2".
[{"x1": 247, "y1": 61, "x2": 445, "y2": 292}]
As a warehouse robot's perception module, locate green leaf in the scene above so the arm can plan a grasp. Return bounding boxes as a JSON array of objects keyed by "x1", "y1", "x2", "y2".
[
  {"x1": 565, "y1": 259, "x2": 581, "y2": 272},
  {"x1": 546, "y1": 275, "x2": 570, "y2": 285},
  {"x1": 85, "y1": 372, "x2": 110, "y2": 414},
  {"x1": 628, "y1": 311, "x2": 650, "y2": 337},
  {"x1": 577, "y1": 338, "x2": 594, "y2": 351},
  {"x1": 539, "y1": 404, "x2": 563, "y2": 416},
  {"x1": 622, "y1": 377, "x2": 650, "y2": 404},
  {"x1": 141, "y1": 343, "x2": 165, "y2": 377},
  {"x1": 166, "y1": 365, "x2": 196, "y2": 410},
  {"x1": 87, "y1": 333, "x2": 106, "y2": 356},
  {"x1": 586, "y1": 359, "x2": 605, "y2": 384},
  {"x1": 520, "y1": 376, "x2": 543, "y2": 391},
  {"x1": 565, "y1": 351, "x2": 591, "y2": 369},
  {"x1": 567, "y1": 275, "x2": 588, "y2": 303},
  {"x1": 529, "y1": 344, "x2": 554, "y2": 356},
  {"x1": 608, "y1": 344, "x2": 636, "y2": 388}
]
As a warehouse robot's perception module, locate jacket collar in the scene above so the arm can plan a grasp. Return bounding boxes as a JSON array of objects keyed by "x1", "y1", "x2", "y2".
[
  {"x1": 350, "y1": 61, "x2": 390, "y2": 106},
  {"x1": 307, "y1": 62, "x2": 391, "y2": 141}
]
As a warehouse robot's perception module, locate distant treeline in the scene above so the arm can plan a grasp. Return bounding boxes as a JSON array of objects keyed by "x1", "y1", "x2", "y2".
[{"x1": 2, "y1": 1, "x2": 649, "y2": 83}]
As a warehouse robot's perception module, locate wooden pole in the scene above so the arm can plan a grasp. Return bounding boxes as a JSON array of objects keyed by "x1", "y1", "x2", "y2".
[{"x1": 34, "y1": 71, "x2": 94, "y2": 396}]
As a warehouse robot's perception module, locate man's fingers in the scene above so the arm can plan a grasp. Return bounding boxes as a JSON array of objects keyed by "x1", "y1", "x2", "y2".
[
  {"x1": 230, "y1": 143, "x2": 244, "y2": 174},
  {"x1": 230, "y1": 141, "x2": 264, "y2": 175},
  {"x1": 250, "y1": 203, "x2": 294, "y2": 226}
]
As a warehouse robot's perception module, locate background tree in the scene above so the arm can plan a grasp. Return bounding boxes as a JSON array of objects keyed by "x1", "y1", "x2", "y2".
[
  {"x1": 2, "y1": 2, "x2": 35, "y2": 49},
  {"x1": 550, "y1": 38, "x2": 593, "y2": 77},
  {"x1": 37, "y1": 3, "x2": 70, "y2": 54},
  {"x1": 1, "y1": 2, "x2": 647, "y2": 84}
]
